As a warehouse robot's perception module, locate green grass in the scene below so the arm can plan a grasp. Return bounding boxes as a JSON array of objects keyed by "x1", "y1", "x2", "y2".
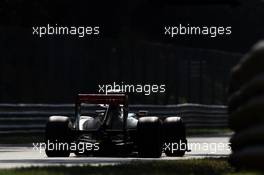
[{"x1": 0, "y1": 158, "x2": 260, "y2": 175}]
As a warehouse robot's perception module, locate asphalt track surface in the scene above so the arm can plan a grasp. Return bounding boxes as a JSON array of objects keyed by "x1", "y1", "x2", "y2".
[{"x1": 0, "y1": 136, "x2": 231, "y2": 169}]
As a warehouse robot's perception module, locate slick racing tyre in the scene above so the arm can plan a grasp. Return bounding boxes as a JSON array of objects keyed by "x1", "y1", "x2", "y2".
[
  {"x1": 229, "y1": 41, "x2": 264, "y2": 94},
  {"x1": 163, "y1": 117, "x2": 187, "y2": 157},
  {"x1": 230, "y1": 125, "x2": 264, "y2": 152},
  {"x1": 228, "y1": 74, "x2": 264, "y2": 113},
  {"x1": 45, "y1": 116, "x2": 73, "y2": 157},
  {"x1": 229, "y1": 95, "x2": 264, "y2": 131},
  {"x1": 137, "y1": 117, "x2": 162, "y2": 158}
]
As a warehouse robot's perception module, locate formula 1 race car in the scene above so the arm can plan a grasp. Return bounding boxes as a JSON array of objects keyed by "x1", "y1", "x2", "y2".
[{"x1": 45, "y1": 94, "x2": 188, "y2": 158}]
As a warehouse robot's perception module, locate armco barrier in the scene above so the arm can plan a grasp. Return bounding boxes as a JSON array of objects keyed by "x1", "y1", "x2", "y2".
[{"x1": 0, "y1": 103, "x2": 228, "y2": 134}]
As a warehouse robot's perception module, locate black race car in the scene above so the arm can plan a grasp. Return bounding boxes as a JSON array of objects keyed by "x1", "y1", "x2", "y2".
[{"x1": 45, "y1": 94, "x2": 188, "y2": 157}]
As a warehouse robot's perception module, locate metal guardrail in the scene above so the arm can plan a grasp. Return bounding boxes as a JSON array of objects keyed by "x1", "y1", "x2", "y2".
[{"x1": 0, "y1": 103, "x2": 228, "y2": 134}]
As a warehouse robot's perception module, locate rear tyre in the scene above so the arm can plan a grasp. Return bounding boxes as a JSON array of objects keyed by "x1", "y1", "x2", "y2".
[
  {"x1": 45, "y1": 116, "x2": 73, "y2": 157},
  {"x1": 137, "y1": 117, "x2": 162, "y2": 158},
  {"x1": 163, "y1": 117, "x2": 187, "y2": 157}
]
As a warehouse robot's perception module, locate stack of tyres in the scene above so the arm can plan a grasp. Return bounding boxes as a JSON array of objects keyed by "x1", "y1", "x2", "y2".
[{"x1": 229, "y1": 41, "x2": 264, "y2": 170}]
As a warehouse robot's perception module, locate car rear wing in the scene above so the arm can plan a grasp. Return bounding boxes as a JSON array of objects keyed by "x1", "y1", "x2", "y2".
[
  {"x1": 74, "y1": 94, "x2": 128, "y2": 131},
  {"x1": 76, "y1": 94, "x2": 128, "y2": 105}
]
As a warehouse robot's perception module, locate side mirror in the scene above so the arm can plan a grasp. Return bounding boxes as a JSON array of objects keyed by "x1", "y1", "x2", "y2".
[
  {"x1": 95, "y1": 110, "x2": 105, "y2": 116},
  {"x1": 137, "y1": 110, "x2": 149, "y2": 117}
]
